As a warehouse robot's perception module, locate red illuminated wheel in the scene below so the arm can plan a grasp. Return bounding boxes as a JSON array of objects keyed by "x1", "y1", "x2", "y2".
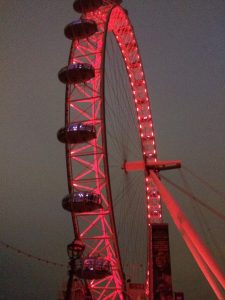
[{"x1": 58, "y1": 1, "x2": 162, "y2": 299}]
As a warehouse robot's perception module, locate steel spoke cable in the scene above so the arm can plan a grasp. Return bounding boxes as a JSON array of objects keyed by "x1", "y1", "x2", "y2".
[
  {"x1": 105, "y1": 51, "x2": 126, "y2": 156},
  {"x1": 106, "y1": 106, "x2": 141, "y2": 160},
  {"x1": 105, "y1": 32, "x2": 146, "y2": 282},
  {"x1": 125, "y1": 179, "x2": 146, "y2": 282},
  {"x1": 180, "y1": 169, "x2": 210, "y2": 245},
  {"x1": 112, "y1": 63, "x2": 141, "y2": 156},
  {"x1": 179, "y1": 170, "x2": 225, "y2": 262},
  {"x1": 106, "y1": 32, "x2": 144, "y2": 232},
  {"x1": 106, "y1": 93, "x2": 141, "y2": 161},
  {"x1": 112, "y1": 172, "x2": 142, "y2": 238},
  {"x1": 116, "y1": 173, "x2": 145, "y2": 265},
  {"x1": 105, "y1": 34, "x2": 141, "y2": 156},
  {"x1": 108, "y1": 32, "x2": 131, "y2": 106},
  {"x1": 105, "y1": 107, "x2": 124, "y2": 157},
  {"x1": 107, "y1": 158, "x2": 141, "y2": 200},
  {"x1": 106, "y1": 34, "x2": 126, "y2": 131},
  {"x1": 106, "y1": 125, "x2": 141, "y2": 163},
  {"x1": 182, "y1": 165, "x2": 225, "y2": 200},
  {"x1": 203, "y1": 227, "x2": 225, "y2": 262},
  {"x1": 161, "y1": 174, "x2": 225, "y2": 222},
  {"x1": 112, "y1": 172, "x2": 142, "y2": 210},
  {"x1": 118, "y1": 175, "x2": 142, "y2": 230},
  {"x1": 106, "y1": 56, "x2": 138, "y2": 152},
  {"x1": 130, "y1": 176, "x2": 146, "y2": 258},
  {"x1": 109, "y1": 33, "x2": 138, "y2": 127},
  {"x1": 105, "y1": 72, "x2": 145, "y2": 282},
  {"x1": 105, "y1": 87, "x2": 129, "y2": 157},
  {"x1": 105, "y1": 92, "x2": 138, "y2": 155}
]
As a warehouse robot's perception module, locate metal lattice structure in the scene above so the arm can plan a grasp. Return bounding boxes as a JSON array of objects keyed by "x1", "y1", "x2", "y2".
[
  {"x1": 57, "y1": 1, "x2": 225, "y2": 299},
  {"x1": 58, "y1": 1, "x2": 162, "y2": 298}
]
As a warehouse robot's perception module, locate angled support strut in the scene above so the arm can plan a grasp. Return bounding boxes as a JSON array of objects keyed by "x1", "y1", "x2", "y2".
[{"x1": 150, "y1": 170, "x2": 225, "y2": 298}]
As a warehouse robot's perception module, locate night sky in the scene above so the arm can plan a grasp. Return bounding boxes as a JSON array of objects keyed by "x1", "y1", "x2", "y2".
[{"x1": 0, "y1": 1, "x2": 225, "y2": 299}]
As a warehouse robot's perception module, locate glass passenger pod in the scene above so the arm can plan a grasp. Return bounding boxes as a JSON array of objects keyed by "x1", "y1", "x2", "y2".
[
  {"x1": 57, "y1": 122, "x2": 96, "y2": 144},
  {"x1": 64, "y1": 19, "x2": 97, "y2": 40},
  {"x1": 62, "y1": 191, "x2": 102, "y2": 212},
  {"x1": 73, "y1": 0, "x2": 122, "y2": 13},
  {"x1": 73, "y1": 0, "x2": 103, "y2": 13},
  {"x1": 58, "y1": 63, "x2": 95, "y2": 84},
  {"x1": 72, "y1": 257, "x2": 112, "y2": 279}
]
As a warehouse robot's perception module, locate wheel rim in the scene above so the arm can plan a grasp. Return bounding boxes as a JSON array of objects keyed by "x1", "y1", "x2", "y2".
[{"x1": 60, "y1": 2, "x2": 162, "y2": 298}]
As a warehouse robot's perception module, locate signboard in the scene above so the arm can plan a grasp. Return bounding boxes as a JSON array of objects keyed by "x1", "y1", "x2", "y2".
[{"x1": 152, "y1": 223, "x2": 173, "y2": 300}]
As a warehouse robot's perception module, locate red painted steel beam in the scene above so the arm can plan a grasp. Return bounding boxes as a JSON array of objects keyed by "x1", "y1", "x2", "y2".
[
  {"x1": 122, "y1": 160, "x2": 181, "y2": 172},
  {"x1": 184, "y1": 234, "x2": 225, "y2": 299},
  {"x1": 150, "y1": 171, "x2": 225, "y2": 292},
  {"x1": 147, "y1": 160, "x2": 181, "y2": 171},
  {"x1": 122, "y1": 160, "x2": 145, "y2": 171}
]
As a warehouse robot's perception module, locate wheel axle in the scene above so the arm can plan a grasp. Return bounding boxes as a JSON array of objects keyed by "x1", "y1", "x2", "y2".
[{"x1": 122, "y1": 160, "x2": 181, "y2": 172}]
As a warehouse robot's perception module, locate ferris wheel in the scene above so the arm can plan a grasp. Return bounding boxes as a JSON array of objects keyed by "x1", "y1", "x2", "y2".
[{"x1": 57, "y1": 1, "x2": 224, "y2": 300}]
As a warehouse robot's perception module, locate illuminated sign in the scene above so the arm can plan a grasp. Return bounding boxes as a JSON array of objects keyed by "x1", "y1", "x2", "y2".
[{"x1": 152, "y1": 223, "x2": 173, "y2": 300}]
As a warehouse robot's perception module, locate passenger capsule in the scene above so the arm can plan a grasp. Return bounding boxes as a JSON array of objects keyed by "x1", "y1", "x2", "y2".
[
  {"x1": 62, "y1": 192, "x2": 102, "y2": 212},
  {"x1": 73, "y1": 0, "x2": 122, "y2": 13},
  {"x1": 57, "y1": 122, "x2": 96, "y2": 144},
  {"x1": 64, "y1": 19, "x2": 97, "y2": 40},
  {"x1": 58, "y1": 63, "x2": 94, "y2": 84},
  {"x1": 71, "y1": 257, "x2": 112, "y2": 279},
  {"x1": 73, "y1": 0, "x2": 103, "y2": 13}
]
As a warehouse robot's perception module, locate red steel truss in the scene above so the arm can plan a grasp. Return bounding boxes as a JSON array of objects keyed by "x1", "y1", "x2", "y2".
[
  {"x1": 60, "y1": 1, "x2": 161, "y2": 298},
  {"x1": 58, "y1": 1, "x2": 225, "y2": 299}
]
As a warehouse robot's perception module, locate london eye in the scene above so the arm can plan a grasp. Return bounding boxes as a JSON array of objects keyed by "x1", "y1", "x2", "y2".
[{"x1": 57, "y1": 1, "x2": 225, "y2": 299}]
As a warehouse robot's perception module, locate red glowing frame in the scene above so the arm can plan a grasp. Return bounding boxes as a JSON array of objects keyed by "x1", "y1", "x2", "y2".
[{"x1": 64, "y1": 2, "x2": 161, "y2": 299}]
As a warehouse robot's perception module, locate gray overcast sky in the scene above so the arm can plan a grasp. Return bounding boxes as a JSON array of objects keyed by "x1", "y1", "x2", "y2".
[{"x1": 0, "y1": 1, "x2": 225, "y2": 299}]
